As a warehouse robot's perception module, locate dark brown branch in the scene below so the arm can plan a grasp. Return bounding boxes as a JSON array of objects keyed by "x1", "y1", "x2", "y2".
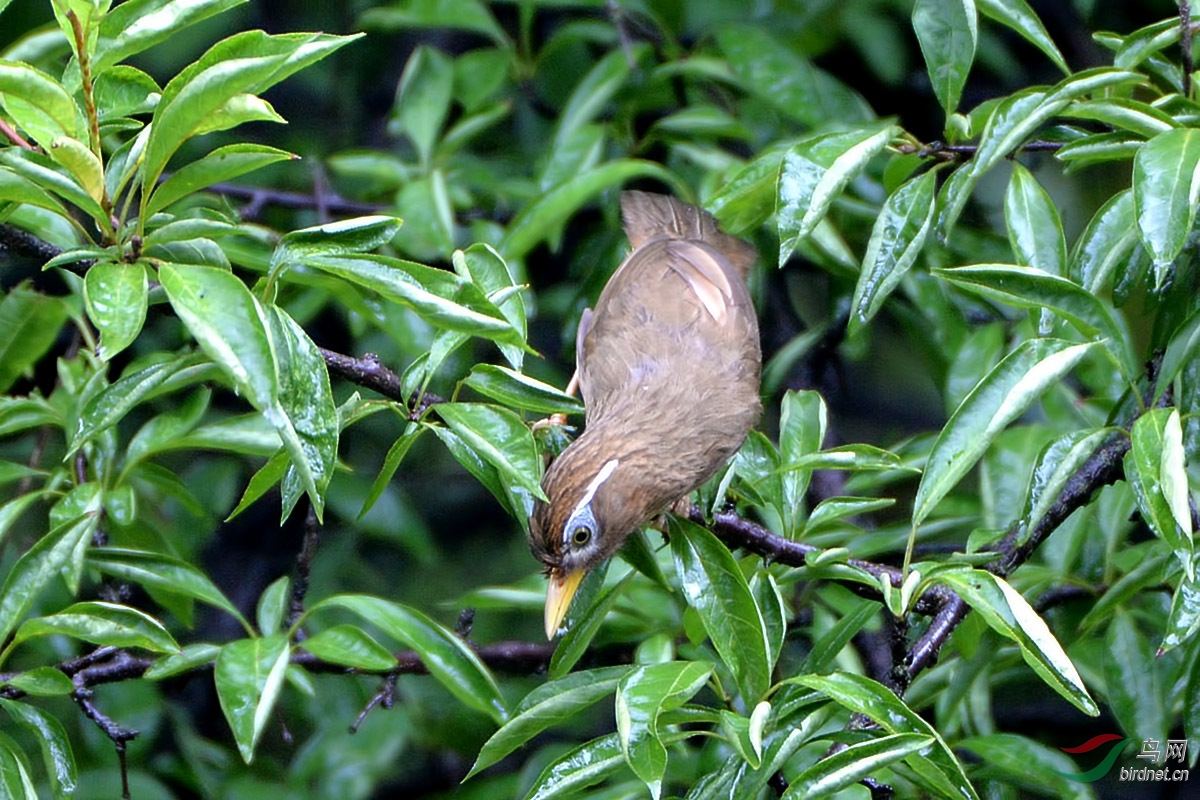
[
  {"x1": 286, "y1": 502, "x2": 322, "y2": 634},
  {"x1": 318, "y1": 347, "x2": 444, "y2": 417},
  {"x1": 693, "y1": 507, "x2": 952, "y2": 617},
  {"x1": 0, "y1": 223, "x2": 69, "y2": 265},
  {"x1": 896, "y1": 140, "x2": 1063, "y2": 162},
  {"x1": 200, "y1": 181, "x2": 385, "y2": 218}
]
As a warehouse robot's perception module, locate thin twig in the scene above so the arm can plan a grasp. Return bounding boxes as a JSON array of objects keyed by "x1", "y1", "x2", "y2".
[
  {"x1": 200, "y1": 181, "x2": 385, "y2": 218},
  {"x1": 0, "y1": 118, "x2": 34, "y2": 150},
  {"x1": 1183, "y1": 1, "x2": 1194, "y2": 99},
  {"x1": 286, "y1": 502, "x2": 322, "y2": 635},
  {"x1": 318, "y1": 347, "x2": 444, "y2": 417}
]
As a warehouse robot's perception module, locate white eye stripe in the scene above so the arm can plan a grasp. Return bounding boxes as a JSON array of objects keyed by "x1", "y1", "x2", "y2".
[{"x1": 569, "y1": 458, "x2": 619, "y2": 522}]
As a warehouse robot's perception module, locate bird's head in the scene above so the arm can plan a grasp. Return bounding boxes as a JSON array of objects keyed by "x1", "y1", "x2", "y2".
[{"x1": 530, "y1": 440, "x2": 644, "y2": 639}]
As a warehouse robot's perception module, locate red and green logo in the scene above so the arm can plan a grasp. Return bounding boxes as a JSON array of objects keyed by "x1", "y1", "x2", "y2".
[{"x1": 1053, "y1": 733, "x2": 1129, "y2": 782}]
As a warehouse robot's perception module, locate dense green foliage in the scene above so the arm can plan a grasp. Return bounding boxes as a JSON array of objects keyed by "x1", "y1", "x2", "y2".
[{"x1": 0, "y1": 0, "x2": 1197, "y2": 798}]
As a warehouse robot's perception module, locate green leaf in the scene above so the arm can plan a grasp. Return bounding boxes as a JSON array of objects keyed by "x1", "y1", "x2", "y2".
[
  {"x1": 214, "y1": 635, "x2": 291, "y2": 763},
  {"x1": 432, "y1": 425, "x2": 534, "y2": 526},
  {"x1": 360, "y1": 0, "x2": 508, "y2": 47},
  {"x1": 1127, "y1": 408, "x2": 1193, "y2": 567},
  {"x1": 392, "y1": 45, "x2": 453, "y2": 166},
  {"x1": 851, "y1": 169, "x2": 938, "y2": 331},
  {"x1": 616, "y1": 661, "x2": 712, "y2": 799},
  {"x1": 0, "y1": 734, "x2": 37, "y2": 799},
  {"x1": 1005, "y1": 164, "x2": 1066, "y2": 278},
  {"x1": 302, "y1": 253, "x2": 522, "y2": 346},
  {"x1": 93, "y1": 65, "x2": 161, "y2": 119},
  {"x1": 359, "y1": 424, "x2": 422, "y2": 519},
  {"x1": 87, "y1": 547, "x2": 250, "y2": 632},
  {"x1": 913, "y1": 338, "x2": 1095, "y2": 526},
  {"x1": 553, "y1": 46, "x2": 642, "y2": 154},
  {"x1": 47, "y1": 136, "x2": 104, "y2": 206},
  {"x1": 1070, "y1": 189, "x2": 1137, "y2": 292},
  {"x1": 959, "y1": 733, "x2": 1093, "y2": 800},
  {"x1": 148, "y1": 143, "x2": 296, "y2": 216},
  {"x1": 72, "y1": 353, "x2": 202, "y2": 454},
  {"x1": 468, "y1": 666, "x2": 631, "y2": 779},
  {"x1": 1023, "y1": 428, "x2": 1116, "y2": 542},
  {"x1": 0, "y1": 512, "x2": 98, "y2": 649},
  {"x1": 776, "y1": 124, "x2": 897, "y2": 265},
  {"x1": 463, "y1": 365, "x2": 583, "y2": 416},
  {"x1": 1158, "y1": 307, "x2": 1200, "y2": 399},
  {"x1": 1068, "y1": 98, "x2": 1175, "y2": 138},
  {"x1": 977, "y1": 0, "x2": 1068, "y2": 73},
  {"x1": 159, "y1": 263, "x2": 277, "y2": 410},
  {"x1": 272, "y1": 215, "x2": 402, "y2": 272},
  {"x1": 913, "y1": 0, "x2": 977, "y2": 115},
  {"x1": 936, "y1": 265, "x2": 1126, "y2": 359},
  {"x1": 453, "y1": 244, "x2": 527, "y2": 370},
  {"x1": 792, "y1": 672, "x2": 979, "y2": 800},
  {"x1": 717, "y1": 25, "x2": 872, "y2": 128},
  {"x1": 0, "y1": 667, "x2": 73, "y2": 697},
  {"x1": 0, "y1": 60, "x2": 78, "y2": 145},
  {"x1": 708, "y1": 145, "x2": 789, "y2": 235},
  {"x1": 308, "y1": 594, "x2": 507, "y2": 723},
  {"x1": 803, "y1": 600, "x2": 880, "y2": 674},
  {"x1": 141, "y1": 51, "x2": 293, "y2": 193},
  {"x1": 261, "y1": 305, "x2": 338, "y2": 520},
  {"x1": 94, "y1": 0, "x2": 249, "y2": 72},
  {"x1": 1133, "y1": 127, "x2": 1200, "y2": 278},
  {"x1": 434, "y1": 403, "x2": 545, "y2": 500},
  {"x1": 500, "y1": 159, "x2": 682, "y2": 262},
  {"x1": 937, "y1": 568, "x2": 1098, "y2": 715},
  {"x1": 0, "y1": 148, "x2": 100, "y2": 229},
  {"x1": 145, "y1": 643, "x2": 222, "y2": 681},
  {"x1": 0, "y1": 165, "x2": 72, "y2": 219},
  {"x1": 668, "y1": 516, "x2": 770, "y2": 704},
  {"x1": 548, "y1": 567, "x2": 629, "y2": 678},
  {"x1": 84, "y1": 262, "x2": 148, "y2": 361},
  {"x1": 298, "y1": 625, "x2": 397, "y2": 671},
  {"x1": 522, "y1": 732, "x2": 626, "y2": 800},
  {"x1": 1055, "y1": 131, "x2": 1143, "y2": 171},
  {"x1": 0, "y1": 699, "x2": 76, "y2": 797},
  {"x1": 1161, "y1": 571, "x2": 1200, "y2": 654},
  {"x1": 718, "y1": 703, "x2": 769, "y2": 769},
  {"x1": 251, "y1": 577, "x2": 287, "y2": 638},
  {"x1": 1104, "y1": 608, "x2": 1166, "y2": 745},
  {"x1": 0, "y1": 284, "x2": 68, "y2": 393},
  {"x1": 784, "y1": 733, "x2": 934, "y2": 800},
  {"x1": 11, "y1": 601, "x2": 179, "y2": 654}
]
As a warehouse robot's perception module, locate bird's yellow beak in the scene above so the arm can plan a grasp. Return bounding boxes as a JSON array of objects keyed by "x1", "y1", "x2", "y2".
[{"x1": 544, "y1": 569, "x2": 585, "y2": 640}]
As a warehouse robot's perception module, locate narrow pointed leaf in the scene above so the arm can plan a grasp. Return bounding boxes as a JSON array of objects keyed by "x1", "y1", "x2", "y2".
[
  {"x1": 784, "y1": 733, "x2": 933, "y2": 800},
  {"x1": 851, "y1": 169, "x2": 938, "y2": 330},
  {"x1": 468, "y1": 666, "x2": 630, "y2": 778},
  {"x1": 669, "y1": 516, "x2": 770, "y2": 703},
  {"x1": 214, "y1": 635, "x2": 291, "y2": 763},
  {"x1": 1133, "y1": 127, "x2": 1200, "y2": 277},
  {"x1": 938, "y1": 568, "x2": 1098, "y2": 715},
  {"x1": 914, "y1": 338, "x2": 1095, "y2": 526},
  {"x1": 309, "y1": 594, "x2": 508, "y2": 723}
]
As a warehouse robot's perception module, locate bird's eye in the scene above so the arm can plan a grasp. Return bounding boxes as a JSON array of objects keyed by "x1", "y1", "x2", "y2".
[{"x1": 571, "y1": 526, "x2": 592, "y2": 547}]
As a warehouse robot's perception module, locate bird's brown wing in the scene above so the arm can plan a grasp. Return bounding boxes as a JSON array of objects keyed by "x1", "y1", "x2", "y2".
[
  {"x1": 577, "y1": 237, "x2": 753, "y2": 421},
  {"x1": 620, "y1": 191, "x2": 757, "y2": 281}
]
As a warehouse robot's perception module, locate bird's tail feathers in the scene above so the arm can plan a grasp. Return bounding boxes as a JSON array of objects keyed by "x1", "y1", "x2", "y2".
[{"x1": 620, "y1": 190, "x2": 757, "y2": 280}]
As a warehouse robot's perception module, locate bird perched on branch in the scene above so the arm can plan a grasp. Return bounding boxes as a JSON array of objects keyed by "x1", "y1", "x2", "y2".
[{"x1": 530, "y1": 190, "x2": 762, "y2": 639}]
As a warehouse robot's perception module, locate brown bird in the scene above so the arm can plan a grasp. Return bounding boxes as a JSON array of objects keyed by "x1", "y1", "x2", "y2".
[{"x1": 530, "y1": 191, "x2": 762, "y2": 639}]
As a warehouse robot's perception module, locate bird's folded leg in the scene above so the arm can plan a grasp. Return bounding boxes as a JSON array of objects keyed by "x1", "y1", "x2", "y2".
[{"x1": 530, "y1": 370, "x2": 580, "y2": 433}]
